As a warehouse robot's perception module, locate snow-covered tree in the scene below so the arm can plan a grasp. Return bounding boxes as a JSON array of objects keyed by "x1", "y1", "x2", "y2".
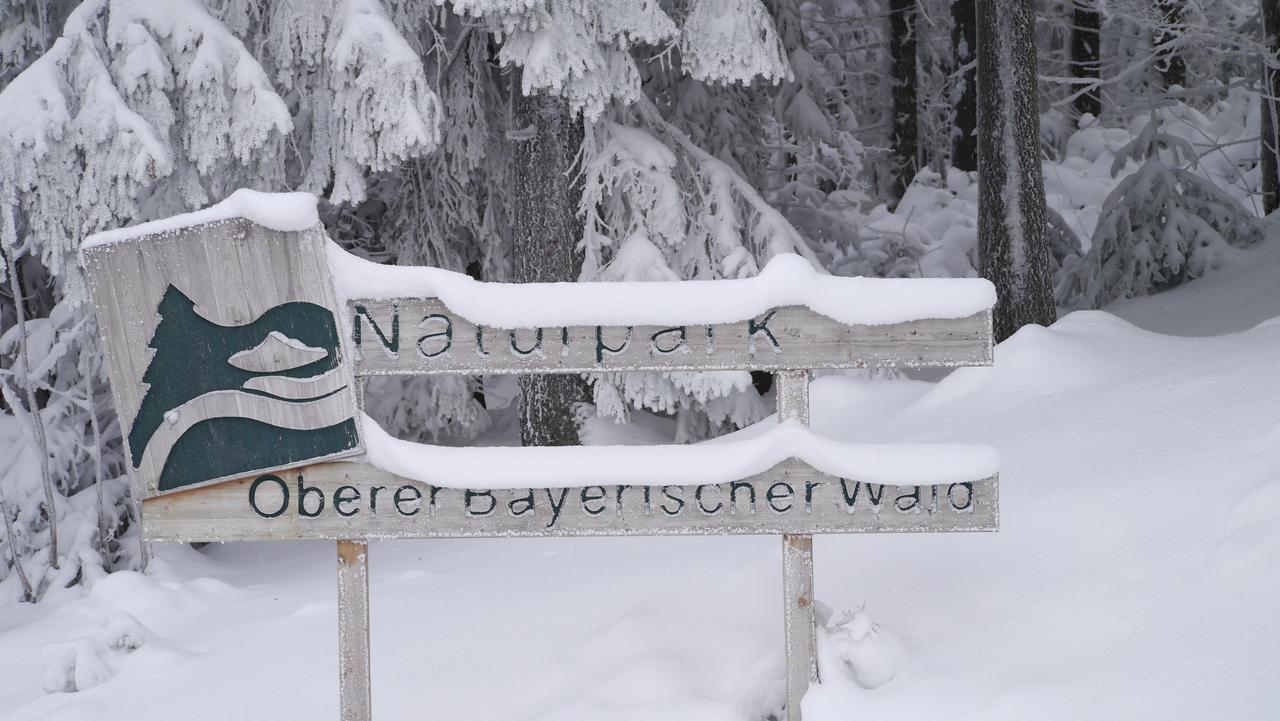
[
  {"x1": 0, "y1": 0, "x2": 443, "y2": 597},
  {"x1": 1068, "y1": 119, "x2": 1263, "y2": 308}
]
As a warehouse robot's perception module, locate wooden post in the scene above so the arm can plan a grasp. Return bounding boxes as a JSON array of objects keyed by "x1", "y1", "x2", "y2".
[
  {"x1": 776, "y1": 370, "x2": 818, "y2": 721},
  {"x1": 337, "y1": 540, "x2": 371, "y2": 721}
]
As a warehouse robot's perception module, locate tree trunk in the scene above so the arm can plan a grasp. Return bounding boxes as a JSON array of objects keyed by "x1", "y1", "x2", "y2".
[
  {"x1": 1154, "y1": 0, "x2": 1186, "y2": 88},
  {"x1": 511, "y1": 84, "x2": 588, "y2": 447},
  {"x1": 1, "y1": 246, "x2": 58, "y2": 569},
  {"x1": 1262, "y1": 0, "x2": 1280, "y2": 215},
  {"x1": 1070, "y1": 0, "x2": 1102, "y2": 118},
  {"x1": 889, "y1": 0, "x2": 919, "y2": 201},
  {"x1": 977, "y1": 0, "x2": 1057, "y2": 342},
  {"x1": 951, "y1": 0, "x2": 978, "y2": 172}
]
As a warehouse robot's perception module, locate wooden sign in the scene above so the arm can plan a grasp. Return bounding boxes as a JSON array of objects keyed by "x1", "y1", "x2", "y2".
[
  {"x1": 350, "y1": 299, "x2": 992, "y2": 374},
  {"x1": 83, "y1": 218, "x2": 363, "y2": 499},
  {"x1": 141, "y1": 460, "x2": 998, "y2": 542},
  {"x1": 83, "y1": 202, "x2": 1000, "y2": 721}
]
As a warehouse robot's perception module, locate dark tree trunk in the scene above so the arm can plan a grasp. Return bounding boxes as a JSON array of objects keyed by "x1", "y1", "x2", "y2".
[
  {"x1": 511, "y1": 85, "x2": 588, "y2": 446},
  {"x1": 1070, "y1": 0, "x2": 1102, "y2": 118},
  {"x1": 1154, "y1": 0, "x2": 1186, "y2": 88},
  {"x1": 951, "y1": 0, "x2": 978, "y2": 172},
  {"x1": 1262, "y1": 0, "x2": 1280, "y2": 215},
  {"x1": 977, "y1": 0, "x2": 1057, "y2": 342},
  {"x1": 889, "y1": 0, "x2": 919, "y2": 202}
]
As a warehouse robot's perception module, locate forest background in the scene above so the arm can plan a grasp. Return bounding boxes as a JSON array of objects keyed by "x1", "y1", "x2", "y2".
[{"x1": 0, "y1": 0, "x2": 1272, "y2": 601}]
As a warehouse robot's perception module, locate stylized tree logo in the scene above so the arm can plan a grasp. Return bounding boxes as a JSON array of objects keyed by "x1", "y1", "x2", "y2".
[{"x1": 130, "y1": 285, "x2": 359, "y2": 491}]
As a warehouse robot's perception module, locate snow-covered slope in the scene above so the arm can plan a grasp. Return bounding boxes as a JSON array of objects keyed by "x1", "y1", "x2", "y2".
[
  {"x1": 1107, "y1": 229, "x2": 1280, "y2": 336},
  {"x1": 2, "y1": 251, "x2": 1279, "y2": 720}
]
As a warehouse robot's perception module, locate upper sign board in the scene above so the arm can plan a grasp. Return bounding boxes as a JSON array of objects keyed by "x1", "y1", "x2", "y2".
[
  {"x1": 348, "y1": 299, "x2": 992, "y2": 375},
  {"x1": 83, "y1": 218, "x2": 363, "y2": 498}
]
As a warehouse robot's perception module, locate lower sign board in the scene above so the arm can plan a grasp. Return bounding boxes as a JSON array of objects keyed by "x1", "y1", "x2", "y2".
[{"x1": 141, "y1": 460, "x2": 998, "y2": 542}]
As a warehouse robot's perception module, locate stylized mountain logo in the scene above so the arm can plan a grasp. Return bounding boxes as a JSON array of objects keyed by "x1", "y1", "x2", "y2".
[{"x1": 129, "y1": 284, "x2": 359, "y2": 491}]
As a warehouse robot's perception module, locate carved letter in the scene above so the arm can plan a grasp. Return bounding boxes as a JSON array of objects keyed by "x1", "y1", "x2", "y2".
[
  {"x1": 416, "y1": 314, "x2": 453, "y2": 358},
  {"x1": 614, "y1": 485, "x2": 631, "y2": 515},
  {"x1": 545, "y1": 488, "x2": 571, "y2": 528},
  {"x1": 465, "y1": 489, "x2": 497, "y2": 516},
  {"x1": 948, "y1": 482, "x2": 974, "y2": 511},
  {"x1": 581, "y1": 486, "x2": 608, "y2": 516},
  {"x1": 353, "y1": 304, "x2": 399, "y2": 356},
  {"x1": 334, "y1": 485, "x2": 361, "y2": 517},
  {"x1": 510, "y1": 328, "x2": 543, "y2": 356},
  {"x1": 766, "y1": 482, "x2": 795, "y2": 513},
  {"x1": 595, "y1": 326, "x2": 632, "y2": 363},
  {"x1": 838, "y1": 479, "x2": 858, "y2": 511},
  {"x1": 804, "y1": 480, "x2": 821, "y2": 513},
  {"x1": 695, "y1": 484, "x2": 723, "y2": 515},
  {"x1": 508, "y1": 489, "x2": 535, "y2": 517},
  {"x1": 249, "y1": 474, "x2": 288, "y2": 518},
  {"x1": 894, "y1": 486, "x2": 921, "y2": 513},
  {"x1": 838, "y1": 480, "x2": 886, "y2": 512},
  {"x1": 730, "y1": 481, "x2": 756, "y2": 514},
  {"x1": 650, "y1": 327, "x2": 688, "y2": 355},
  {"x1": 394, "y1": 485, "x2": 423, "y2": 516},
  {"x1": 748, "y1": 310, "x2": 781, "y2": 354},
  {"x1": 660, "y1": 486, "x2": 686, "y2": 516},
  {"x1": 297, "y1": 475, "x2": 325, "y2": 518}
]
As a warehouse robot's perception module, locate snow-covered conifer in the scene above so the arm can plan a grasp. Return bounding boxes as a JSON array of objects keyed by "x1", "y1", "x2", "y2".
[{"x1": 1071, "y1": 120, "x2": 1263, "y2": 308}]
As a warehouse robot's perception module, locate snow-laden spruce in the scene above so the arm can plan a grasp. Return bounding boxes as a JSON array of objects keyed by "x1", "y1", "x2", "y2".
[
  {"x1": 462, "y1": 0, "x2": 791, "y2": 119},
  {"x1": 0, "y1": 0, "x2": 445, "y2": 600},
  {"x1": 1063, "y1": 118, "x2": 1264, "y2": 309}
]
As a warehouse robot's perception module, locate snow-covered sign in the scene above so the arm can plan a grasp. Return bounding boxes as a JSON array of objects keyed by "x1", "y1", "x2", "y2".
[
  {"x1": 82, "y1": 193, "x2": 365, "y2": 502},
  {"x1": 339, "y1": 253, "x2": 995, "y2": 374},
  {"x1": 82, "y1": 192, "x2": 999, "y2": 721}
]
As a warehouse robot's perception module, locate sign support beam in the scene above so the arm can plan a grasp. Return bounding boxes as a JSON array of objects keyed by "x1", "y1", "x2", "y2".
[
  {"x1": 777, "y1": 370, "x2": 818, "y2": 721},
  {"x1": 337, "y1": 540, "x2": 371, "y2": 721}
]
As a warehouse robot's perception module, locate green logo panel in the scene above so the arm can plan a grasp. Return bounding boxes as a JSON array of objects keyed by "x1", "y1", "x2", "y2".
[{"x1": 130, "y1": 285, "x2": 359, "y2": 492}]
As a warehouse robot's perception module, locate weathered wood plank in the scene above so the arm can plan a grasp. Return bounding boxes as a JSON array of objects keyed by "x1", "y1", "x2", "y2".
[
  {"x1": 140, "y1": 460, "x2": 998, "y2": 542},
  {"x1": 336, "y1": 540, "x2": 371, "y2": 721},
  {"x1": 783, "y1": 534, "x2": 817, "y2": 721},
  {"x1": 348, "y1": 299, "x2": 994, "y2": 375},
  {"x1": 776, "y1": 370, "x2": 817, "y2": 721}
]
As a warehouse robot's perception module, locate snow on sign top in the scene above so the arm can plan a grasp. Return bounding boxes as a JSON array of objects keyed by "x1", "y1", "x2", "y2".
[
  {"x1": 328, "y1": 244, "x2": 996, "y2": 328},
  {"x1": 360, "y1": 416, "x2": 999, "y2": 490},
  {"x1": 81, "y1": 189, "x2": 319, "y2": 249}
]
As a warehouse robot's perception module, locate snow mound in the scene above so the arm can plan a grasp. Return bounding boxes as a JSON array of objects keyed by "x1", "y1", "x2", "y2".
[
  {"x1": 40, "y1": 613, "x2": 155, "y2": 694},
  {"x1": 816, "y1": 606, "x2": 909, "y2": 690}
]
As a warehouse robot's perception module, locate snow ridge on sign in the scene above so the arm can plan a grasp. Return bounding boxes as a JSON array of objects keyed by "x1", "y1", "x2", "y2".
[
  {"x1": 358, "y1": 415, "x2": 999, "y2": 490},
  {"x1": 327, "y1": 243, "x2": 996, "y2": 328},
  {"x1": 82, "y1": 189, "x2": 319, "y2": 249}
]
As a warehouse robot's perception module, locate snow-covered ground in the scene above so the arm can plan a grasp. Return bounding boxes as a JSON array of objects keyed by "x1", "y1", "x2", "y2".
[{"x1": 3, "y1": 241, "x2": 1279, "y2": 721}]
